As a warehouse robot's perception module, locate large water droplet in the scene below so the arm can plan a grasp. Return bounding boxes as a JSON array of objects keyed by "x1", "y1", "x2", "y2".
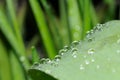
[{"x1": 88, "y1": 48, "x2": 95, "y2": 55}]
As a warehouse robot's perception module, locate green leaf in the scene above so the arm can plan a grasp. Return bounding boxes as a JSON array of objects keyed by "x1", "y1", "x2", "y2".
[
  {"x1": 29, "y1": 20, "x2": 120, "y2": 80},
  {"x1": 29, "y1": 0, "x2": 57, "y2": 58}
]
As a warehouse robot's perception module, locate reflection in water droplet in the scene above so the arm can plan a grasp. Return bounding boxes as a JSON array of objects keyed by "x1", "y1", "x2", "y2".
[
  {"x1": 80, "y1": 64, "x2": 85, "y2": 70},
  {"x1": 88, "y1": 48, "x2": 95, "y2": 55},
  {"x1": 85, "y1": 60, "x2": 90, "y2": 65}
]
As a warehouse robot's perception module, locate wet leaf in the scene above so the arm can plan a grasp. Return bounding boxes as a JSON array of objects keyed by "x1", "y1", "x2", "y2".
[{"x1": 29, "y1": 20, "x2": 120, "y2": 80}]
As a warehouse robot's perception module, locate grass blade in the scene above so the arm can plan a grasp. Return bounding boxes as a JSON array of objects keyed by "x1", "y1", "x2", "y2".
[
  {"x1": 29, "y1": 0, "x2": 57, "y2": 58},
  {"x1": 59, "y1": 0, "x2": 71, "y2": 45},
  {"x1": 90, "y1": 2, "x2": 98, "y2": 27},
  {"x1": 10, "y1": 51, "x2": 27, "y2": 80},
  {"x1": 67, "y1": 0, "x2": 82, "y2": 41},
  {"x1": 0, "y1": 39, "x2": 13, "y2": 80},
  {"x1": 41, "y1": 0, "x2": 63, "y2": 50},
  {"x1": 0, "y1": 9, "x2": 29, "y2": 68},
  {"x1": 6, "y1": 0, "x2": 26, "y2": 56},
  {"x1": 83, "y1": 0, "x2": 91, "y2": 37}
]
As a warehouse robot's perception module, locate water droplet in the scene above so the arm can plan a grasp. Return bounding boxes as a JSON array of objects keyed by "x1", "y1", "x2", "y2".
[
  {"x1": 93, "y1": 24, "x2": 103, "y2": 31},
  {"x1": 71, "y1": 48, "x2": 78, "y2": 58},
  {"x1": 64, "y1": 46, "x2": 69, "y2": 52},
  {"x1": 91, "y1": 59, "x2": 95, "y2": 62},
  {"x1": 46, "y1": 58, "x2": 52, "y2": 64},
  {"x1": 71, "y1": 41, "x2": 79, "y2": 47},
  {"x1": 20, "y1": 56, "x2": 25, "y2": 62},
  {"x1": 54, "y1": 55, "x2": 61, "y2": 62},
  {"x1": 88, "y1": 48, "x2": 95, "y2": 55},
  {"x1": 96, "y1": 65, "x2": 100, "y2": 69},
  {"x1": 34, "y1": 62, "x2": 39, "y2": 66},
  {"x1": 88, "y1": 37, "x2": 93, "y2": 42},
  {"x1": 59, "y1": 49, "x2": 65, "y2": 56},
  {"x1": 85, "y1": 60, "x2": 90, "y2": 65},
  {"x1": 80, "y1": 64, "x2": 85, "y2": 70},
  {"x1": 40, "y1": 58, "x2": 47, "y2": 64}
]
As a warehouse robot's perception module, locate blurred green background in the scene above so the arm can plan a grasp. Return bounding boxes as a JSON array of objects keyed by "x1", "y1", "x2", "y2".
[{"x1": 0, "y1": 0, "x2": 119, "y2": 80}]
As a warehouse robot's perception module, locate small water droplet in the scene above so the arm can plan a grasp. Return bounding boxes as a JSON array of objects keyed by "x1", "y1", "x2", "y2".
[
  {"x1": 85, "y1": 60, "x2": 90, "y2": 65},
  {"x1": 96, "y1": 65, "x2": 100, "y2": 69},
  {"x1": 54, "y1": 55, "x2": 61, "y2": 62},
  {"x1": 40, "y1": 58, "x2": 47, "y2": 64},
  {"x1": 91, "y1": 59, "x2": 95, "y2": 62},
  {"x1": 71, "y1": 41, "x2": 79, "y2": 47},
  {"x1": 59, "y1": 49, "x2": 65, "y2": 56},
  {"x1": 93, "y1": 24, "x2": 103, "y2": 31},
  {"x1": 34, "y1": 62, "x2": 39, "y2": 66},
  {"x1": 80, "y1": 64, "x2": 85, "y2": 70},
  {"x1": 71, "y1": 48, "x2": 78, "y2": 58},
  {"x1": 64, "y1": 46, "x2": 69, "y2": 52},
  {"x1": 88, "y1": 48, "x2": 95, "y2": 55},
  {"x1": 88, "y1": 38, "x2": 93, "y2": 42}
]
